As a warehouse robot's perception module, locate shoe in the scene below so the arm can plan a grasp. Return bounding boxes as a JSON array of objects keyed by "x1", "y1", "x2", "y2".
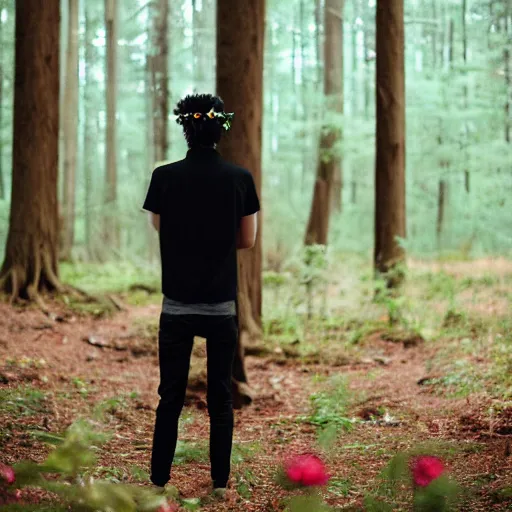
[{"x1": 212, "y1": 487, "x2": 227, "y2": 499}]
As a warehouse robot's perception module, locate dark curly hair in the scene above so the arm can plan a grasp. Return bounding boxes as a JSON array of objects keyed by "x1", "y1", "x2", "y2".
[{"x1": 174, "y1": 94, "x2": 226, "y2": 148}]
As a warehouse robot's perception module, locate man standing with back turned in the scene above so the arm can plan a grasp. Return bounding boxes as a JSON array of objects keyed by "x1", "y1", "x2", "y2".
[{"x1": 142, "y1": 94, "x2": 260, "y2": 499}]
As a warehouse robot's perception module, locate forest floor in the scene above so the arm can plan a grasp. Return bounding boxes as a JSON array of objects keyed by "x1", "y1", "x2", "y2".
[{"x1": 0, "y1": 258, "x2": 511, "y2": 511}]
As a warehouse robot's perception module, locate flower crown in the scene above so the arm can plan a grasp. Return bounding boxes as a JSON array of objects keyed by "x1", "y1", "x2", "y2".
[{"x1": 176, "y1": 108, "x2": 234, "y2": 131}]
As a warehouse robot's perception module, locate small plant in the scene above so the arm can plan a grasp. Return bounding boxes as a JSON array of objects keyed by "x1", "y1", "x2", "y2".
[
  {"x1": 263, "y1": 270, "x2": 290, "y2": 307},
  {"x1": 304, "y1": 375, "x2": 354, "y2": 432},
  {"x1": 173, "y1": 440, "x2": 208, "y2": 465},
  {"x1": 300, "y1": 245, "x2": 329, "y2": 320},
  {"x1": 365, "y1": 452, "x2": 461, "y2": 511},
  {"x1": 373, "y1": 276, "x2": 407, "y2": 327},
  {"x1": 7, "y1": 420, "x2": 179, "y2": 512},
  {"x1": 0, "y1": 386, "x2": 48, "y2": 416}
]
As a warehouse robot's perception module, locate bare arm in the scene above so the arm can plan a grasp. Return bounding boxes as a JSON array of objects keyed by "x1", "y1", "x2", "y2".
[{"x1": 237, "y1": 213, "x2": 257, "y2": 249}]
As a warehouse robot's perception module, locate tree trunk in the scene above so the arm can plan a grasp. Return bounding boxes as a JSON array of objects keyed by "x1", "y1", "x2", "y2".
[
  {"x1": 374, "y1": 0, "x2": 406, "y2": 286},
  {"x1": 145, "y1": 5, "x2": 159, "y2": 263},
  {"x1": 329, "y1": 0, "x2": 344, "y2": 212},
  {"x1": 83, "y1": 1, "x2": 96, "y2": 259},
  {"x1": 217, "y1": 0, "x2": 265, "y2": 409},
  {"x1": 315, "y1": 0, "x2": 323, "y2": 87},
  {"x1": 431, "y1": 0, "x2": 437, "y2": 69},
  {"x1": 300, "y1": 0, "x2": 309, "y2": 191},
  {"x1": 351, "y1": 7, "x2": 359, "y2": 115},
  {"x1": 448, "y1": 17, "x2": 454, "y2": 69},
  {"x1": 436, "y1": 179, "x2": 446, "y2": 249},
  {"x1": 192, "y1": 0, "x2": 214, "y2": 91},
  {"x1": 0, "y1": 0, "x2": 61, "y2": 301},
  {"x1": 150, "y1": 0, "x2": 169, "y2": 164},
  {"x1": 363, "y1": 1, "x2": 371, "y2": 118},
  {"x1": 60, "y1": 0, "x2": 79, "y2": 261},
  {"x1": 0, "y1": 5, "x2": 4, "y2": 201},
  {"x1": 305, "y1": 0, "x2": 344, "y2": 244},
  {"x1": 505, "y1": 46, "x2": 511, "y2": 143},
  {"x1": 462, "y1": 0, "x2": 467, "y2": 64},
  {"x1": 104, "y1": 0, "x2": 118, "y2": 250}
]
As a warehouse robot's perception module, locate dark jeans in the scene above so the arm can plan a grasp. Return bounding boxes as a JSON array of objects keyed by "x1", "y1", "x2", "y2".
[{"x1": 150, "y1": 313, "x2": 238, "y2": 488}]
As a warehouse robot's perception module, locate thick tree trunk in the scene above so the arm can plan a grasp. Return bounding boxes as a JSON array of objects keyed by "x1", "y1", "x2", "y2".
[
  {"x1": 305, "y1": 0, "x2": 344, "y2": 244},
  {"x1": 104, "y1": 0, "x2": 118, "y2": 250},
  {"x1": 374, "y1": 0, "x2": 406, "y2": 287},
  {"x1": 217, "y1": 0, "x2": 265, "y2": 409},
  {"x1": 150, "y1": 0, "x2": 169, "y2": 164},
  {"x1": 61, "y1": 0, "x2": 79, "y2": 261},
  {"x1": 0, "y1": 0, "x2": 61, "y2": 301}
]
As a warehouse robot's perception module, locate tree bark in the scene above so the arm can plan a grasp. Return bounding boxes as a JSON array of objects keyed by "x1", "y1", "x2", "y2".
[
  {"x1": 104, "y1": 0, "x2": 118, "y2": 250},
  {"x1": 0, "y1": 0, "x2": 61, "y2": 301},
  {"x1": 217, "y1": 0, "x2": 265, "y2": 409},
  {"x1": 374, "y1": 0, "x2": 406, "y2": 286},
  {"x1": 83, "y1": 0, "x2": 96, "y2": 259},
  {"x1": 0, "y1": 4, "x2": 4, "y2": 201},
  {"x1": 149, "y1": 0, "x2": 169, "y2": 164},
  {"x1": 305, "y1": 0, "x2": 345, "y2": 244},
  {"x1": 60, "y1": 0, "x2": 79, "y2": 261}
]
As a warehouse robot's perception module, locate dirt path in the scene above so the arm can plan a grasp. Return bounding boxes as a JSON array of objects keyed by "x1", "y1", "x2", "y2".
[{"x1": 1, "y1": 300, "x2": 511, "y2": 511}]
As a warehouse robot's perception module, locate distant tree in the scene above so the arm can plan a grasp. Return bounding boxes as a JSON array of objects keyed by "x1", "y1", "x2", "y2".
[
  {"x1": 192, "y1": 0, "x2": 214, "y2": 92},
  {"x1": 304, "y1": 0, "x2": 345, "y2": 245},
  {"x1": 61, "y1": 0, "x2": 79, "y2": 261},
  {"x1": 0, "y1": 0, "x2": 61, "y2": 301},
  {"x1": 0, "y1": 0, "x2": 5, "y2": 201},
  {"x1": 217, "y1": 0, "x2": 265, "y2": 408},
  {"x1": 83, "y1": 1, "x2": 98, "y2": 259},
  {"x1": 104, "y1": 0, "x2": 118, "y2": 250},
  {"x1": 149, "y1": 0, "x2": 169, "y2": 164},
  {"x1": 374, "y1": 0, "x2": 406, "y2": 286}
]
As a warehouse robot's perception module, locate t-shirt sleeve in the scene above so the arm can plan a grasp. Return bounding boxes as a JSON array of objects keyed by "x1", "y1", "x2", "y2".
[
  {"x1": 243, "y1": 172, "x2": 260, "y2": 217},
  {"x1": 142, "y1": 170, "x2": 161, "y2": 214}
]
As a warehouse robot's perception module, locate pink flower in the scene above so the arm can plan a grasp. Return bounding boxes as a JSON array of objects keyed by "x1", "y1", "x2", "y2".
[
  {"x1": 0, "y1": 464, "x2": 15, "y2": 485},
  {"x1": 285, "y1": 454, "x2": 329, "y2": 487},
  {"x1": 157, "y1": 501, "x2": 179, "y2": 512},
  {"x1": 411, "y1": 456, "x2": 445, "y2": 487}
]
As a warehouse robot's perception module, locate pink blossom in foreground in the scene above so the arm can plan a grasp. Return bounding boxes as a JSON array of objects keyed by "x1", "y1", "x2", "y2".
[
  {"x1": 156, "y1": 500, "x2": 179, "y2": 512},
  {"x1": 0, "y1": 464, "x2": 15, "y2": 485},
  {"x1": 411, "y1": 456, "x2": 445, "y2": 488},
  {"x1": 285, "y1": 454, "x2": 329, "y2": 487}
]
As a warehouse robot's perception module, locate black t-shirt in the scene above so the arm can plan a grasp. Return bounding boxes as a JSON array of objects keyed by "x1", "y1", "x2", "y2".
[{"x1": 142, "y1": 147, "x2": 260, "y2": 303}]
